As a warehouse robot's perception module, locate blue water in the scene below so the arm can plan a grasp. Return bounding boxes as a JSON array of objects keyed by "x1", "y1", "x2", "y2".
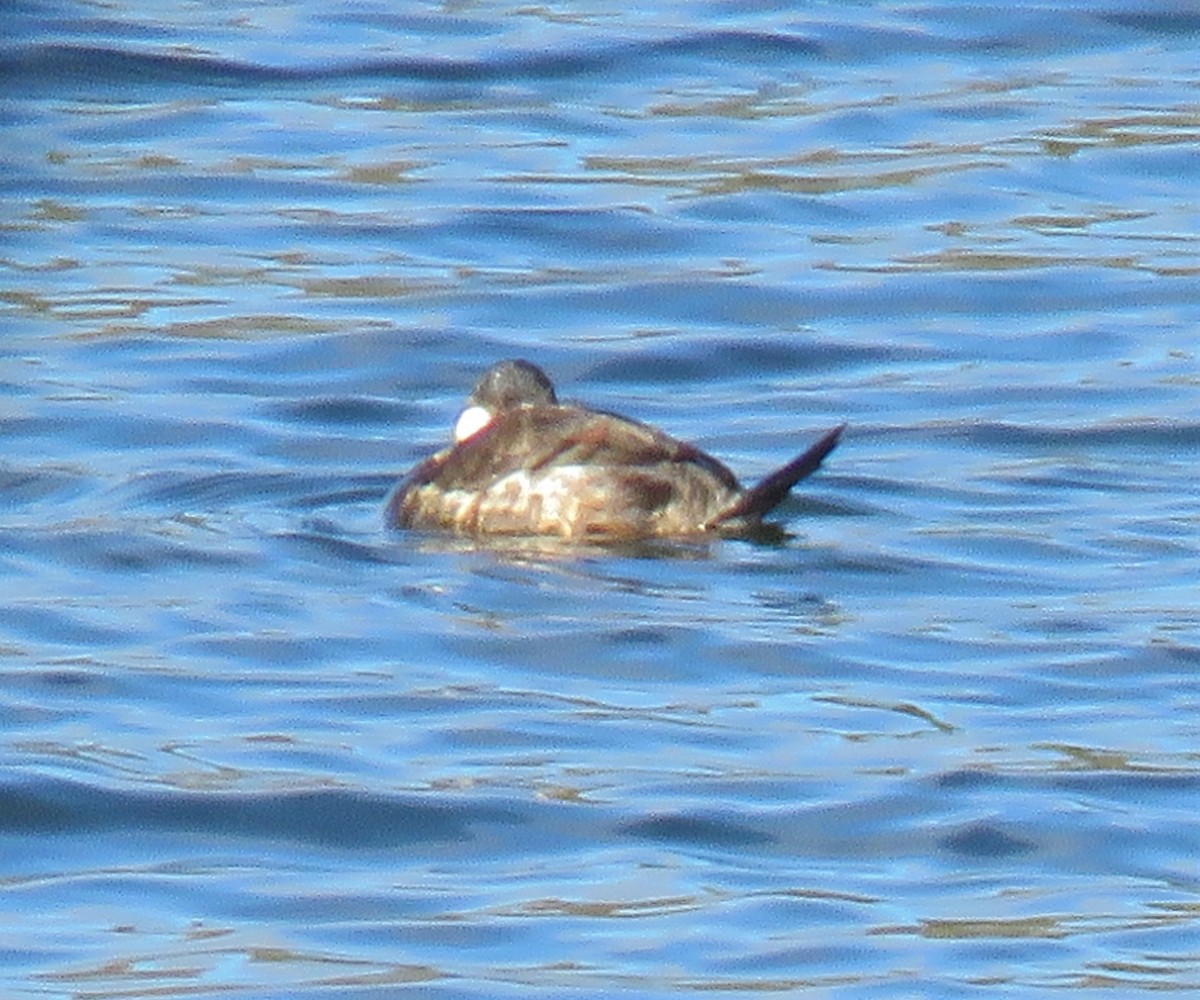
[{"x1": 3, "y1": 1, "x2": 1199, "y2": 997}]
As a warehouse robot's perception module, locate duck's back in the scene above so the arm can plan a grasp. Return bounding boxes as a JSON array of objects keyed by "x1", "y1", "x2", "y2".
[{"x1": 387, "y1": 405, "x2": 742, "y2": 539}]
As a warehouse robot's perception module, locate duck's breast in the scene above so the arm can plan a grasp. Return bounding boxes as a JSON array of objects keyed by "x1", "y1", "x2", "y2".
[{"x1": 392, "y1": 462, "x2": 735, "y2": 538}]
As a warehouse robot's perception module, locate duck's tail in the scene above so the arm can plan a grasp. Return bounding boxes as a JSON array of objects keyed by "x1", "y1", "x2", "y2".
[{"x1": 707, "y1": 424, "x2": 844, "y2": 528}]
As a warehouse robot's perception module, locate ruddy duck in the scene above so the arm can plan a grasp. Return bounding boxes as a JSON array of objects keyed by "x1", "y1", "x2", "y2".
[{"x1": 386, "y1": 359, "x2": 843, "y2": 540}]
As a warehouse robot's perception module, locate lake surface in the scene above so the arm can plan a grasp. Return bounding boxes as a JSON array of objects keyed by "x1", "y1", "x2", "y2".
[{"x1": 2, "y1": 1, "x2": 1199, "y2": 997}]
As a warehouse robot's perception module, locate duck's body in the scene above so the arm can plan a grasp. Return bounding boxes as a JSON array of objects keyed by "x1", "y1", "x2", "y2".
[{"x1": 386, "y1": 360, "x2": 842, "y2": 540}]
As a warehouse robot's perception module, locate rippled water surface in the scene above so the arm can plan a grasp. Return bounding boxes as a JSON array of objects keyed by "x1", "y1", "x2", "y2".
[{"x1": 3, "y1": 1, "x2": 1200, "y2": 997}]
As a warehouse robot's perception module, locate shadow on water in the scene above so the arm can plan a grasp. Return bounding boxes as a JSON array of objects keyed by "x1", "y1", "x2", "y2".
[{"x1": 385, "y1": 520, "x2": 803, "y2": 563}]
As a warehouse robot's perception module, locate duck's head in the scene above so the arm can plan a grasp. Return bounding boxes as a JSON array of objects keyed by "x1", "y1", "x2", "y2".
[{"x1": 453, "y1": 359, "x2": 558, "y2": 443}]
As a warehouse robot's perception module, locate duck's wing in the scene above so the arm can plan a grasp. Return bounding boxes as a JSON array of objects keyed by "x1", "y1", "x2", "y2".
[
  {"x1": 420, "y1": 405, "x2": 742, "y2": 491},
  {"x1": 706, "y1": 424, "x2": 844, "y2": 528},
  {"x1": 531, "y1": 406, "x2": 742, "y2": 490}
]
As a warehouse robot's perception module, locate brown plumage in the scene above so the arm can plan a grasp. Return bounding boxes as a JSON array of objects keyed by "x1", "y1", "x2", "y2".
[{"x1": 386, "y1": 360, "x2": 842, "y2": 540}]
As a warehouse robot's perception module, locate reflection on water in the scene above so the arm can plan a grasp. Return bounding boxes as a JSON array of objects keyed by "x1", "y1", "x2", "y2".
[{"x1": 2, "y1": 0, "x2": 1200, "y2": 997}]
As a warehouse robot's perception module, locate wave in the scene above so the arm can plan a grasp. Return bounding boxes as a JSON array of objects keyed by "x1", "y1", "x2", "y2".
[{"x1": 0, "y1": 34, "x2": 822, "y2": 94}]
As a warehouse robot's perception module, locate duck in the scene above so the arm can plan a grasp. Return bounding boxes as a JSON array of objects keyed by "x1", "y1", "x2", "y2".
[{"x1": 386, "y1": 359, "x2": 843, "y2": 540}]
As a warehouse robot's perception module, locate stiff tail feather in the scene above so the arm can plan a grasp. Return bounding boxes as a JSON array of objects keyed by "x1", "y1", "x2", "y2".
[{"x1": 707, "y1": 423, "x2": 844, "y2": 527}]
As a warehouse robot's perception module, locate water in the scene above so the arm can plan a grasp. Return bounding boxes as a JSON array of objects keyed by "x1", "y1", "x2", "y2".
[{"x1": 2, "y1": 1, "x2": 1199, "y2": 996}]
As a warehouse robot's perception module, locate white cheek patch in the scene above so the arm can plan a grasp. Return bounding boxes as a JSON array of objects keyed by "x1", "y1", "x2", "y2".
[{"x1": 454, "y1": 405, "x2": 493, "y2": 443}]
